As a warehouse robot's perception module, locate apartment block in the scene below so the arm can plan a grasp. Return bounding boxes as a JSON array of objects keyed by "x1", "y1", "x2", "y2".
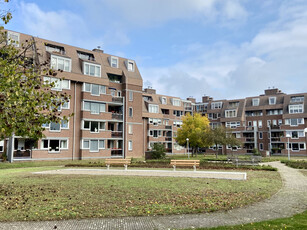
[{"x1": 1, "y1": 30, "x2": 306, "y2": 160}]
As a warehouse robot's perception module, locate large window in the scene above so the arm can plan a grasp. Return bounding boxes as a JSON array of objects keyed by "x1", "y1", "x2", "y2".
[
  {"x1": 83, "y1": 62, "x2": 101, "y2": 77},
  {"x1": 126, "y1": 60, "x2": 135, "y2": 72},
  {"x1": 172, "y1": 99, "x2": 181, "y2": 106},
  {"x1": 83, "y1": 101, "x2": 106, "y2": 114},
  {"x1": 228, "y1": 101, "x2": 239, "y2": 108},
  {"x1": 83, "y1": 83, "x2": 106, "y2": 95},
  {"x1": 211, "y1": 102, "x2": 222, "y2": 109},
  {"x1": 246, "y1": 111, "x2": 263, "y2": 116},
  {"x1": 44, "y1": 119, "x2": 69, "y2": 131},
  {"x1": 290, "y1": 96, "x2": 304, "y2": 103},
  {"x1": 149, "y1": 130, "x2": 162, "y2": 138},
  {"x1": 269, "y1": 97, "x2": 276, "y2": 105},
  {"x1": 109, "y1": 56, "x2": 119, "y2": 68},
  {"x1": 83, "y1": 120, "x2": 105, "y2": 133},
  {"x1": 41, "y1": 139, "x2": 68, "y2": 152},
  {"x1": 286, "y1": 130, "x2": 305, "y2": 139},
  {"x1": 82, "y1": 139, "x2": 105, "y2": 152},
  {"x1": 252, "y1": 98, "x2": 259, "y2": 106},
  {"x1": 289, "y1": 104, "x2": 304, "y2": 114},
  {"x1": 44, "y1": 77, "x2": 70, "y2": 91},
  {"x1": 225, "y1": 110, "x2": 237, "y2": 118},
  {"x1": 266, "y1": 109, "x2": 283, "y2": 115},
  {"x1": 7, "y1": 31, "x2": 20, "y2": 47},
  {"x1": 285, "y1": 118, "x2": 304, "y2": 126},
  {"x1": 148, "y1": 104, "x2": 159, "y2": 113},
  {"x1": 149, "y1": 118, "x2": 162, "y2": 125},
  {"x1": 225, "y1": 121, "x2": 240, "y2": 129},
  {"x1": 51, "y1": 55, "x2": 71, "y2": 72},
  {"x1": 287, "y1": 143, "x2": 305, "y2": 151}
]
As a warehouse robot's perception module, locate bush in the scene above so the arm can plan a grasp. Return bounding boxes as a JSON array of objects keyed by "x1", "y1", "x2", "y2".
[
  {"x1": 252, "y1": 148, "x2": 261, "y2": 156},
  {"x1": 1, "y1": 152, "x2": 7, "y2": 162},
  {"x1": 281, "y1": 160, "x2": 307, "y2": 169},
  {"x1": 151, "y1": 143, "x2": 166, "y2": 159}
]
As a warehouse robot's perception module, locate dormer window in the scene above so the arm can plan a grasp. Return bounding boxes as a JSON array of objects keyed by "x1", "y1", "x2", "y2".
[
  {"x1": 109, "y1": 56, "x2": 119, "y2": 68},
  {"x1": 211, "y1": 102, "x2": 222, "y2": 109},
  {"x1": 77, "y1": 51, "x2": 95, "y2": 61},
  {"x1": 7, "y1": 31, "x2": 20, "y2": 47},
  {"x1": 172, "y1": 99, "x2": 181, "y2": 106},
  {"x1": 126, "y1": 60, "x2": 135, "y2": 72},
  {"x1": 46, "y1": 43, "x2": 65, "y2": 55},
  {"x1": 50, "y1": 55, "x2": 71, "y2": 72},
  {"x1": 290, "y1": 96, "x2": 304, "y2": 103},
  {"x1": 161, "y1": 97, "x2": 167, "y2": 104},
  {"x1": 83, "y1": 62, "x2": 101, "y2": 77},
  {"x1": 252, "y1": 98, "x2": 259, "y2": 106},
  {"x1": 269, "y1": 97, "x2": 276, "y2": 105}
]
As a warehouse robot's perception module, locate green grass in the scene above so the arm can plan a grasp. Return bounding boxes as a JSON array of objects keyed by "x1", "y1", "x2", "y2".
[
  {"x1": 190, "y1": 210, "x2": 307, "y2": 230},
  {"x1": 0, "y1": 167, "x2": 282, "y2": 221},
  {"x1": 299, "y1": 170, "x2": 307, "y2": 177}
]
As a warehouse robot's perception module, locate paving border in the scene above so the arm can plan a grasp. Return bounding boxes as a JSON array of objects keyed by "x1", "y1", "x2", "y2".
[
  {"x1": 33, "y1": 168, "x2": 247, "y2": 180},
  {"x1": 1, "y1": 162, "x2": 306, "y2": 230}
]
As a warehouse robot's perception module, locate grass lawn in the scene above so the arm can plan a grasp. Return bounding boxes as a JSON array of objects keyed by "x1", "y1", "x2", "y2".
[
  {"x1": 0, "y1": 167, "x2": 281, "y2": 222},
  {"x1": 190, "y1": 210, "x2": 307, "y2": 230}
]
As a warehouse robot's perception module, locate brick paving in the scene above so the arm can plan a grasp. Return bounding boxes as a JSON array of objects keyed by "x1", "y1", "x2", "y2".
[{"x1": 1, "y1": 162, "x2": 306, "y2": 230}]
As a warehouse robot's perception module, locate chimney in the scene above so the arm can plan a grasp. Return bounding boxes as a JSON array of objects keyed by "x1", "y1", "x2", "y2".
[
  {"x1": 202, "y1": 96, "x2": 213, "y2": 103},
  {"x1": 264, "y1": 88, "x2": 282, "y2": 96},
  {"x1": 187, "y1": 97, "x2": 196, "y2": 103},
  {"x1": 144, "y1": 88, "x2": 156, "y2": 94}
]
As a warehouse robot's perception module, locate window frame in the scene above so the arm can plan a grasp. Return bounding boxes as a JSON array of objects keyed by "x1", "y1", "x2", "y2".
[
  {"x1": 83, "y1": 62, "x2": 101, "y2": 77},
  {"x1": 50, "y1": 55, "x2": 71, "y2": 72}
]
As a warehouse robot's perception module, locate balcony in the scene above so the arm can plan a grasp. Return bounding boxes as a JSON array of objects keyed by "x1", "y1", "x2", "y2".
[
  {"x1": 112, "y1": 97, "x2": 123, "y2": 103},
  {"x1": 13, "y1": 150, "x2": 31, "y2": 158},
  {"x1": 271, "y1": 137, "x2": 282, "y2": 142},
  {"x1": 184, "y1": 107, "x2": 192, "y2": 111},
  {"x1": 245, "y1": 126, "x2": 254, "y2": 131},
  {"x1": 270, "y1": 125, "x2": 281, "y2": 130},
  {"x1": 112, "y1": 113, "x2": 123, "y2": 120},
  {"x1": 111, "y1": 149, "x2": 123, "y2": 156},
  {"x1": 165, "y1": 126, "x2": 172, "y2": 129},
  {"x1": 165, "y1": 137, "x2": 172, "y2": 141},
  {"x1": 245, "y1": 137, "x2": 255, "y2": 142},
  {"x1": 111, "y1": 131, "x2": 123, "y2": 138}
]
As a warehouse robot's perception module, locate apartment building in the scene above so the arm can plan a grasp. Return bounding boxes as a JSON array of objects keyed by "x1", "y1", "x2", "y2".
[
  {"x1": 195, "y1": 88, "x2": 307, "y2": 156},
  {"x1": 3, "y1": 30, "x2": 144, "y2": 160},
  {"x1": 1, "y1": 30, "x2": 306, "y2": 160}
]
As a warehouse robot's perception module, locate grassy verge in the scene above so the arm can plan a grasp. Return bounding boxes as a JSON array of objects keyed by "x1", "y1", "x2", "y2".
[
  {"x1": 0, "y1": 167, "x2": 281, "y2": 221},
  {"x1": 190, "y1": 210, "x2": 307, "y2": 230},
  {"x1": 281, "y1": 160, "x2": 307, "y2": 169}
]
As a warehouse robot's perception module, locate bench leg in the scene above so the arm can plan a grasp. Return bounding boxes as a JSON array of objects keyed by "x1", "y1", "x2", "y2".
[
  {"x1": 173, "y1": 165, "x2": 176, "y2": 171},
  {"x1": 193, "y1": 165, "x2": 196, "y2": 172},
  {"x1": 107, "y1": 164, "x2": 110, "y2": 170},
  {"x1": 124, "y1": 164, "x2": 128, "y2": 171}
]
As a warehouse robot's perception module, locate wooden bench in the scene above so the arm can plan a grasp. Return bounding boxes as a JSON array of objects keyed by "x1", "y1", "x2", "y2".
[
  {"x1": 170, "y1": 160, "x2": 200, "y2": 171},
  {"x1": 105, "y1": 158, "x2": 131, "y2": 171}
]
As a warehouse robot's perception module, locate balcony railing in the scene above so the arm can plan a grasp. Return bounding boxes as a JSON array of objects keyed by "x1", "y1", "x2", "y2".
[
  {"x1": 245, "y1": 126, "x2": 254, "y2": 131},
  {"x1": 112, "y1": 97, "x2": 123, "y2": 103},
  {"x1": 245, "y1": 138, "x2": 255, "y2": 142},
  {"x1": 271, "y1": 137, "x2": 282, "y2": 142},
  {"x1": 111, "y1": 131, "x2": 123, "y2": 138},
  {"x1": 165, "y1": 137, "x2": 172, "y2": 141},
  {"x1": 111, "y1": 149, "x2": 123, "y2": 156},
  {"x1": 270, "y1": 125, "x2": 281, "y2": 130},
  {"x1": 184, "y1": 107, "x2": 192, "y2": 111},
  {"x1": 165, "y1": 126, "x2": 172, "y2": 129},
  {"x1": 111, "y1": 113, "x2": 123, "y2": 120},
  {"x1": 13, "y1": 150, "x2": 31, "y2": 158}
]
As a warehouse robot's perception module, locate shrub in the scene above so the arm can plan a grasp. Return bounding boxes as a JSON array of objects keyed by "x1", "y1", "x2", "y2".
[
  {"x1": 151, "y1": 143, "x2": 166, "y2": 159},
  {"x1": 281, "y1": 160, "x2": 307, "y2": 169}
]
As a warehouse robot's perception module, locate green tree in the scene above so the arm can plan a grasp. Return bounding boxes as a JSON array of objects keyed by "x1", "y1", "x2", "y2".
[
  {"x1": 175, "y1": 113, "x2": 211, "y2": 157},
  {"x1": 151, "y1": 143, "x2": 166, "y2": 159},
  {"x1": 207, "y1": 126, "x2": 242, "y2": 158},
  {"x1": 0, "y1": 2, "x2": 71, "y2": 161}
]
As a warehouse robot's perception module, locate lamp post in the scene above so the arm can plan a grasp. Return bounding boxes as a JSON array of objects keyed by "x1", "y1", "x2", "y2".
[
  {"x1": 286, "y1": 133, "x2": 291, "y2": 161},
  {"x1": 186, "y1": 138, "x2": 190, "y2": 159}
]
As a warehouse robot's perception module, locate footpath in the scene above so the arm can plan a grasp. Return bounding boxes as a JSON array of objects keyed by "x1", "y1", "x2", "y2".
[{"x1": 1, "y1": 162, "x2": 306, "y2": 230}]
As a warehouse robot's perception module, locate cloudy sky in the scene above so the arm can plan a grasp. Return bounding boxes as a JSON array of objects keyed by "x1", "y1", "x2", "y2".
[{"x1": 3, "y1": 0, "x2": 307, "y2": 101}]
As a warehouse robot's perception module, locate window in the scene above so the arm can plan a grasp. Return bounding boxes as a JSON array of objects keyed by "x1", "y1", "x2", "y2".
[
  {"x1": 173, "y1": 121, "x2": 183, "y2": 127},
  {"x1": 259, "y1": 143, "x2": 263, "y2": 151},
  {"x1": 109, "y1": 56, "x2": 119, "y2": 68},
  {"x1": 128, "y1": 141, "x2": 133, "y2": 151},
  {"x1": 47, "y1": 119, "x2": 69, "y2": 132},
  {"x1": 83, "y1": 101, "x2": 106, "y2": 114},
  {"x1": 83, "y1": 83, "x2": 106, "y2": 96},
  {"x1": 41, "y1": 139, "x2": 68, "y2": 152},
  {"x1": 0, "y1": 140, "x2": 4, "y2": 152},
  {"x1": 290, "y1": 96, "x2": 304, "y2": 103},
  {"x1": 287, "y1": 143, "x2": 305, "y2": 151},
  {"x1": 7, "y1": 31, "x2": 20, "y2": 47},
  {"x1": 148, "y1": 104, "x2": 159, "y2": 113},
  {"x1": 129, "y1": 108, "x2": 133, "y2": 117},
  {"x1": 172, "y1": 99, "x2": 181, "y2": 106},
  {"x1": 128, "y1": 124, "x2": 133, "y2": 134},
  {"x1": 225, "y1": 110, "x2": 237, "y2": 118},
  {"x1": 278, "y1": 119, "x2": 282, "y2": 125},
  {"x1": 211, "y1": 102, "x2": 222, "y2": 109},
  {"x1": 225, "y1": 121, "x2": 240, "y2": 129},
  {"x1": 149, "y1": 118, "x2": 162, "y2": 125},
  {"x1": 289, "y1": 104, "x2": 304, "y2": 114},
  {"x1": 246, "y1": 111, "x2": 263, "y2": 116},
  {"x1": 126, "y1": 60, "x2": 135, "y2": 72},
  {"x1": 99, "y1": 140, "x2": 105, "y2": 149},
  {"x1": 252, "y1": 98, "x2": 259, "y2": 106},
  {"x1": 285, "y1": 118, "x2": 304, "y2": 126},
  {"x1": 77, "y1": 51, "x2": 95, "y2": 61},
  {"x1": 286, "y1": 130, "x2": 305, "y2": 139},
  {"x1": 229, "y1": 101, "x2": 239, "y2": 108},
  {"x1": 82, "y1": 139, "x2": 105, "y2": 151},
  {"x1": 83, "y1": 62, "x2": 101, "y2": 77},
  {"x1": 161, "y1": 97, "x2": 167, "y2": 104},
  {"x1": 267, "y1": 109, "x2": 283, "y2": 115},
  {"x1": 51, "y1": 55, "x2": 71, "y2": 72},
  {"x1": 267, "y1": 120, "x2": 271, "y2": 127},
  {"x1": 258, "y1": 120, "x2": 262, "y2": 128},
  {"x1": 129, "y1": 91, "x2": 133, "y2": 101},
  {"x1": 173, "y1": 110, "x2": 183, "y2": 117},
  {"x1": 259, "y1": 132, "x2": 263, "y2": 139},
  {"x1": 269, "y1": 97, "x2": 276, "y2": 105},
  {"x1": 44, "y1": 77, "x2": 70, "y2": 91}
]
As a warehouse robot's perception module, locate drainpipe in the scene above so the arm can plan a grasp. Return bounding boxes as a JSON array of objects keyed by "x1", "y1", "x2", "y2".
[
  {"x1": 72, "y1": 82, "x2": 77, "y2": 160},
  {"x1": 123, "y1": 96, "x2": 125, "y2": 159}
]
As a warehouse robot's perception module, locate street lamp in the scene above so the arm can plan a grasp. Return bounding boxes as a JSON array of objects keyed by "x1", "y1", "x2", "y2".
[
  {"x1": 286, "y1": 133, "x2": 291, "y2": 161},
  {"x1": 186, "y1": 138, "x2": 190, "y2": 159}
]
